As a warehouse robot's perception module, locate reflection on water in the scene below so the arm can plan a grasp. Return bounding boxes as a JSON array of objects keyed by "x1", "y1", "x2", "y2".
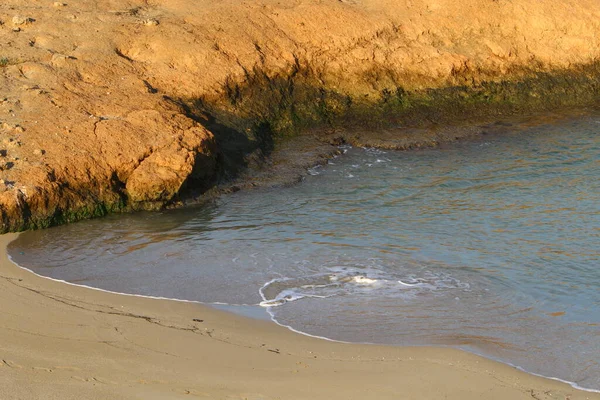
[{"x1": 9, "y1": 113, "x2": 600, "y2": 390}]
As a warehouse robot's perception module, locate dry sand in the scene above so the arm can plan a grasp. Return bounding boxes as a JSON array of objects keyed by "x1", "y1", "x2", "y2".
[{"x1": 1, "y1": 233, "x2": 598, "y2": 400}]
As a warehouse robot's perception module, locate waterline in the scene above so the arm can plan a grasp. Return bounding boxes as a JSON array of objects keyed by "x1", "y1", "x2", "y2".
[{"x1": 9, "y1": 113, "x2": 600, "y2": 390}]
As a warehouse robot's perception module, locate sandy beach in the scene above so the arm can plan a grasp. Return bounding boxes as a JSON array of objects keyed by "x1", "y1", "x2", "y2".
[
  {"x1": 2, "y1": 2, "x2": 600, "y2": 396},
  {"x1": 0, "y1": 232, "x2": 598, "y2": 400}
]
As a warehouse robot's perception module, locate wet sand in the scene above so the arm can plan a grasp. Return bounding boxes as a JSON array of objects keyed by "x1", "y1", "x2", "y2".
[{"x1": 1, "y1": 232, "x2": 598, "y2": 400}]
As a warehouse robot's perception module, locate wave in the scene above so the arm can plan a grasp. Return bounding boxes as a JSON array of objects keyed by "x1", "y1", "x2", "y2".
[{"x1": 258, "y1": 266, "x2": 469, "y2": 308}]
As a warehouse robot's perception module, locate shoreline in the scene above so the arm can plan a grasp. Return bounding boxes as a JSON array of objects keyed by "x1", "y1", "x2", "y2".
[
  {"x1": 3, "y1": 232, "x2": 600, "y2": 399},
  {"x1": 3, "y1": 1, "x2": 600, "y2": 396},
  {"x1": 184, "y1": 106, "x2": 600, "y2": 209}
]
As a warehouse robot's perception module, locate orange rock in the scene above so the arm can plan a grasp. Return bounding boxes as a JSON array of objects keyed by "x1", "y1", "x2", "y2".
[{"x1": 1, "y1": 0, "x2": 600, "y2": 231}]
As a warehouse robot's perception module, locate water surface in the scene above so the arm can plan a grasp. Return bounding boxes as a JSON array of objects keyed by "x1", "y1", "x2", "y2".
[{"x1": 9, "y1": 114, "x2": 600, "y2": 390}]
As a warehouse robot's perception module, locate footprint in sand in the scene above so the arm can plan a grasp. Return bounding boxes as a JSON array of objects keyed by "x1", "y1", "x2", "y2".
[
  {"x1": 2, "y1": 359, "x2": 23, "y2": 369},
  {"x1": 32, "y1": 366, "x2": 53, "y2": 372},
  {"x1": 172, "y1": 388, "x2": 211, "y2": 397},
  {"x1": 53, "y1": 365, "x2": 80, "y2": 371},
  {"x1": 3, "y1": 361, "x2": 80, "y2": 373},
  {"x1": 71, "y1": 376, "x2": 117, "y2": 385}
]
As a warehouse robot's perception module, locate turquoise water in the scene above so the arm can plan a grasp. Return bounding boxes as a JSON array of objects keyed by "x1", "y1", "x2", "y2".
[{"x1": 9, "y1": 114, "x2": 600, "y2": 390}]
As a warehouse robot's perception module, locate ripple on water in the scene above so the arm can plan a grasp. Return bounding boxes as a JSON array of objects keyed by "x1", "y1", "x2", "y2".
[{"x1": 8, "y1": 113, "x2": 600, "y2": 391}]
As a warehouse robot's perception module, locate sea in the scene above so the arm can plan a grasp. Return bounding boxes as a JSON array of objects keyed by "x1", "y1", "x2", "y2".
[{"x1": 9, "y1": 112, "x2": 600, "y2": 391}]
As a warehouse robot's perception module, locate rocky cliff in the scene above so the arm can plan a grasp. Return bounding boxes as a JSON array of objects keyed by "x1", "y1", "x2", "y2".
[{"x1": 1, "y1": 0, "x2": 600, "y2": 231}]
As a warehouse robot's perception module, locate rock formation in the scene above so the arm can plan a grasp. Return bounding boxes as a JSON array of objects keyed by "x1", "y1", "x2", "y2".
[{"x1": 1, "y1": 0, "x2": 600, "y2": 231}]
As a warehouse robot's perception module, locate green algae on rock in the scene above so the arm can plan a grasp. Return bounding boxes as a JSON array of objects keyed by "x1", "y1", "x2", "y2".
[{"x1": 190, "y1": 60, "x2": 600, "y2": 140}]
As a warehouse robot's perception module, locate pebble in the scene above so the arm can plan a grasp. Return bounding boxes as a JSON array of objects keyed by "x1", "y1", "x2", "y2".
[
  {"x1": 6, "y1": 140, "x2": 22, "y2": 148},
  {"x1": 142, "y1": 18, "x2": 159, "y2": 26},
  {"x1": 12, "y1": 16, "x2": 33, "y2": 26},
  {"x1": 33, "y1": 149, "x2": 45, "y2": 156}
]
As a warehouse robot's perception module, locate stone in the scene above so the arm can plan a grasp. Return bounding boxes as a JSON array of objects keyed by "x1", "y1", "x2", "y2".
[
  {"x1": 125, "y1": 126, "x2": 215, "y2": 207},
  {"x1": 12, "y1": 16, "x2": 33, "y2": 26},
  {"x1": 142, "y1": 18, "x2": 159, "y2": 26}
]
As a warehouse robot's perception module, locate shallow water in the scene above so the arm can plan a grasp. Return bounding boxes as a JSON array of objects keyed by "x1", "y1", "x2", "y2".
[{"x1": 9, "y1": 114, "x2": 600, "y2": 390}]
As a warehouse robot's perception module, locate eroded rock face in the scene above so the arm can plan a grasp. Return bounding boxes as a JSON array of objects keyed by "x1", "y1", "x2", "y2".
[
  {"x1": 1, "y1": 0, "x2": 600, "y2": 231},
  {"x1": 126, "y1": 126, "x2": 216, "y2": 208}
]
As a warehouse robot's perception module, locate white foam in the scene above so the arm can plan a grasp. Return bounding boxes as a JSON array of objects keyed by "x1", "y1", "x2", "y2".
[
  {"x1": 259, "y1": 292, "x2": 330, "y2": 308},
  {"x1": 7, "y1": 250, "x2": 600, "y2": 393},
  {"x1": 259, "y1": 270, "x2": 423, "y2": 309},
  {"x1": 351, "y1": 275, "x2": 378, "y2": 285},
  {"x1": 307, "y1": 166, "x2": 322, "y2": 176},
  {"x1": 397, "y1": 279, "x2": 420, "y2": 287},
  {"x1": 328, "y1": 273, "x2": 379, "y2": 285}
]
